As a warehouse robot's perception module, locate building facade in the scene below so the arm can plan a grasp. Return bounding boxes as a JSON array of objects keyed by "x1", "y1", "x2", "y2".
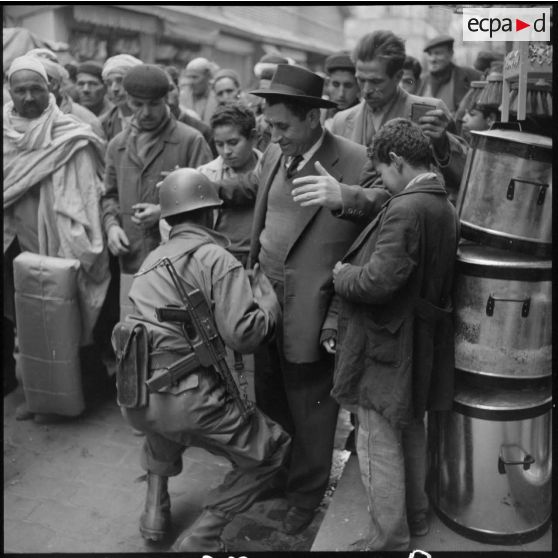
[{"x1": 4, "y1": 4, "x2": 350, "y2": 88}]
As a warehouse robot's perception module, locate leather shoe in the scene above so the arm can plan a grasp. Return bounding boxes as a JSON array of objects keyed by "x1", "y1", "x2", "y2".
[{"x1": 282, "y1": 505, "x2": 315, "y2": 535}]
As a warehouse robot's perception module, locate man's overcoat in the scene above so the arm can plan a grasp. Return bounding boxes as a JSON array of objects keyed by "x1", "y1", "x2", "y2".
[
  {"x1": 331, "y1": 177, "x2": 460, "y2": 427},
  {"x1": 102, "y1": 118, "x2": 212, "y2": 273}
]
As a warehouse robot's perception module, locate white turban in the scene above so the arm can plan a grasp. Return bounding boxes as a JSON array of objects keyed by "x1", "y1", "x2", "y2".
[
  {"x1": 30, "y1": 55, "x2": 69, "y2": 83},
  {"x1": 26, "y1": 48, "x2": 59, "y2": 63},
  {"x1": 102, "y1": 54, "x2": 143, "y2": 80},
  {"x1": 7, "y1": 55, "x2": 49, "y2": 83}
]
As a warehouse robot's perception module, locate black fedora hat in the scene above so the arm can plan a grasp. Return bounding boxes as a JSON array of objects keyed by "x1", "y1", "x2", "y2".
[{"x1": 250, "y1": 64, "x2": 337, "y2": 108}]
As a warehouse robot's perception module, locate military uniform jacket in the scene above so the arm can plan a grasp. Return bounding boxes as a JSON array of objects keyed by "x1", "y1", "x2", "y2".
[
  {"x1": 129, "y1": 223, "x2": 277, "y2": 361},
  {"x1": 249, "y1": 130, "x2": 369, "y2": 364},
  {"x1": 331, "y1": 176, "x2": 460, "y2": 427},
  {"x1": 102, "y1": 118, "x2": 212, "y2": 274}
]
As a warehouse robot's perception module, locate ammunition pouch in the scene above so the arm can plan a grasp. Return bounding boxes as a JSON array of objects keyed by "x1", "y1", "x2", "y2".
[{"x1": 111, "y1": 321, "x2": 150, "y2": 408}]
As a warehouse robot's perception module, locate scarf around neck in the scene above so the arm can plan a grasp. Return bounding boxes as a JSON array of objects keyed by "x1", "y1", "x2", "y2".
[{"x1": 127, "y1": 105, "x2": 171, "y2": 166}]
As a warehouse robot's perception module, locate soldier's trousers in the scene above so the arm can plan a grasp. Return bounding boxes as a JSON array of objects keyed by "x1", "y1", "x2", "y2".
[{"x1": 123, "y1": 368, "x2": 290, "y2": 520}]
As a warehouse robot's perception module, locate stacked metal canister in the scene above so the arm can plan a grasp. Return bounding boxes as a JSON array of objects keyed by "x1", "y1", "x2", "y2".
[{"x1": 428, "y1": 47, "x2": 552, "y2": 545}]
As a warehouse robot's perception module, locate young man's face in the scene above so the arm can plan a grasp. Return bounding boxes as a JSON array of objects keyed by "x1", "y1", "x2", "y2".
[
  {"x1": 400, "y1": 69, "x2": 419, "y2": 94},
  {"x1": 355, "y1": 58, "x2": 403, "y2": 111},
  {"x1": 214, "y1": 77, "x2": 240, "y2": 106},
  {"x1": 376, "y1": 161, "x2": 406, "y2": 195},
  {"x1": 104, "y1": 72, "x2": 127, "y2": 107},
  {"x1": 461, "y1": 108, "x2": 491, "y2": 142},
  {"x1": 9, "y1": 70, "x2": 50, "y2": 118},
  {"x1": 327, "y1": 69, "x2": 359, "y2": 111},
  {"x1": 264, "y1": 102, "x2": 319, "y2": 158},
  {"x1": 426, "y1": 46, "x2": 453, "y2": 74},
  {"x1": 127, "y1": 94, "x2": 167, "y2": 131},
  {"x1": 213, "y1": 124, "x2": 255, "y2": 170},
  {"x1": 76, "y1": 72, "x2": 105, "y2": 109}
]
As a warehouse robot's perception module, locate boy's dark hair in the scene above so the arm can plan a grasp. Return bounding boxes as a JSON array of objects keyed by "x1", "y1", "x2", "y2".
[
  {"x1": 352, "y1": 30, "x2": 406, "y2": 77},
  {"x1": 369, "y1": 118, "x2": 432, "y2": 168},
  {"x1": 264, "y1": 94, "x2": 316, "y2": 121},
  {"x1": 474, "y1": 102, "x2": 501, "y2": 120},
  {"x1": 403, "y1": 56, "x2": 422, "y2": 80},
  {"x1": 209, "y1": 102, "x2": 256, "y2": 138}
]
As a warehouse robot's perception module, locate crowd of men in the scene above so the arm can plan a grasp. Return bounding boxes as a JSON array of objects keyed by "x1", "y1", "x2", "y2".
[{"x1": 4, "y1": 28, "x2": 533, "y2": 552}]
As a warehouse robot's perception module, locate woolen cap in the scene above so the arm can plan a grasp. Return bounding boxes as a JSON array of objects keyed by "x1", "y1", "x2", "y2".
[
  {"x1": 325, "y1": 52, "x2": 355, "y2": 74},
  {"x1": 76, "y1": 60, "x2": 103, "y2": 80},
  {"x1": 250, "y1": 64, "x2": 336, "y2": 108},
  {"x1": 424, "y1": 35, "x2": 454, "y2": 52},
  {"x1": 123, "y1": 64, "x2": 170, "y2": 99}
]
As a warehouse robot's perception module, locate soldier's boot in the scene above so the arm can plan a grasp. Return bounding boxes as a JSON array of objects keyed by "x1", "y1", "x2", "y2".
[
  {"x1": 173, "y1": 509, "x2": 229, "y2": 552},
  {"x1": 139, "y1": 472, "x2": 171, "y2": 541}
]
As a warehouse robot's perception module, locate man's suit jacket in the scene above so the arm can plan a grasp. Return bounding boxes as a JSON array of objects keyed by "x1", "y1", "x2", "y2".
[
  {"x1": 331, "y1": 87, "x2": 446, "y2": 145},
  {"x1": 250, "y1": 130, "x2": 369, "y2": 364}
]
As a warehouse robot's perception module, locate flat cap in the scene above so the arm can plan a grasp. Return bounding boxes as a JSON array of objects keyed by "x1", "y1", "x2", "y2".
[
  {"x1": 325, "y1": 52, "x2": 355, "y2": 74},
  {"x1": 424, "y1": 35, "x2": 454, "y2": 52},
  {"x1": 77, "y1": 60, "x2": 103, "y2": 80},
  {"x1": 123, "y1": 64, "x2": 170, "y2": 99}
]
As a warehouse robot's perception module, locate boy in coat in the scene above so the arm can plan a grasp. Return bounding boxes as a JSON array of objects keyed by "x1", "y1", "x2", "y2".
[{"x1": 331, "y1": 118, "x2": 460, "y2": 551}]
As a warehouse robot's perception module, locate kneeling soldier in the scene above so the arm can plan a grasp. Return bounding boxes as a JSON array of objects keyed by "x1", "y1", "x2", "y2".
[{"x1": 113, "y1": 169, "x2": 290, "y2": 551}]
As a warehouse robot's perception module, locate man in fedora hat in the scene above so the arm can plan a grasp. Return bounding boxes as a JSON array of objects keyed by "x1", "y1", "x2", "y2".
[
  {"x1": 417, "y1": 34, "x2": 481, "y2": 115},
  {"x1": 248, "y1": 64, "x2": 386, "y2": 535}
]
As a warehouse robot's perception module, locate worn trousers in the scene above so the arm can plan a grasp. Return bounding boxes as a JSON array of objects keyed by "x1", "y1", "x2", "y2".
[
  {"x1": 355, "y1": 407, "x2": 428, "y2": 551},
  {"x1": 254, "y1": 340, "x2": 339, "y2": 511},
  {"x1": 123, "y1": 368, "x2": 291, "y2": 520}
]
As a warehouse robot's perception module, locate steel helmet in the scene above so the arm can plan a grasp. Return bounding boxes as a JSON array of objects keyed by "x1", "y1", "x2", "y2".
[{"x1": 159, "y1": 168, "x2": 223, "y2": 219}]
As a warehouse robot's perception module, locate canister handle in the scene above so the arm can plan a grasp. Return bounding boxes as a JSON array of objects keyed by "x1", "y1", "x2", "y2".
[
  {"x1": 498, "y1": 452, "x2": 535, "y2": 474},
  {"x1": 486, "y1": 295, "x2": 530, "y2": 317},
  {"x1": 506, "y1": 178, "x2": 548, "y2": 205}
]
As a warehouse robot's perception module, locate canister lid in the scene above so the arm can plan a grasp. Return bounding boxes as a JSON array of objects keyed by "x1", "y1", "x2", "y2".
[
  {"x1": 470, "y1": 128, "x2": 552, "y2": 149},
  {"x1": 457, "y1": 242, "x2": 551, "y2": 281},
  {"x1": 453, "y1": 373, "x2": 551, "y2": 420}
]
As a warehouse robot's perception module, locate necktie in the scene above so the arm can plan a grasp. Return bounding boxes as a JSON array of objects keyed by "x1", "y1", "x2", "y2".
[{"x1": 286, "y1": 155, "x2": 303, "y2": 179}]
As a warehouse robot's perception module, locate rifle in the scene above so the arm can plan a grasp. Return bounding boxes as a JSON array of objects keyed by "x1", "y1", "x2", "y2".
[{"x1": 152, "y1": 257, "x2": 254, "y2": 421}]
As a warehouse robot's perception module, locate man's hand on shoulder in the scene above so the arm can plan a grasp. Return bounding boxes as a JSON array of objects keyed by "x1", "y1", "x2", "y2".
[{"x1": 291, "y1": 161, "x2": 342, "y2": 210}]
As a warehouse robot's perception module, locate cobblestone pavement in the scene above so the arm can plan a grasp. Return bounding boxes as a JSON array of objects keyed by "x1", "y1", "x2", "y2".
[{"x1": 3, "y1": 362, "x2": 351, "y2": 554}]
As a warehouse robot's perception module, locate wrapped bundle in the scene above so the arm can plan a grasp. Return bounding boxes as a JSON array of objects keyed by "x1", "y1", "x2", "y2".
[{"x1": 13, "y1": 252, "x2": 85, "y2": 416}]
